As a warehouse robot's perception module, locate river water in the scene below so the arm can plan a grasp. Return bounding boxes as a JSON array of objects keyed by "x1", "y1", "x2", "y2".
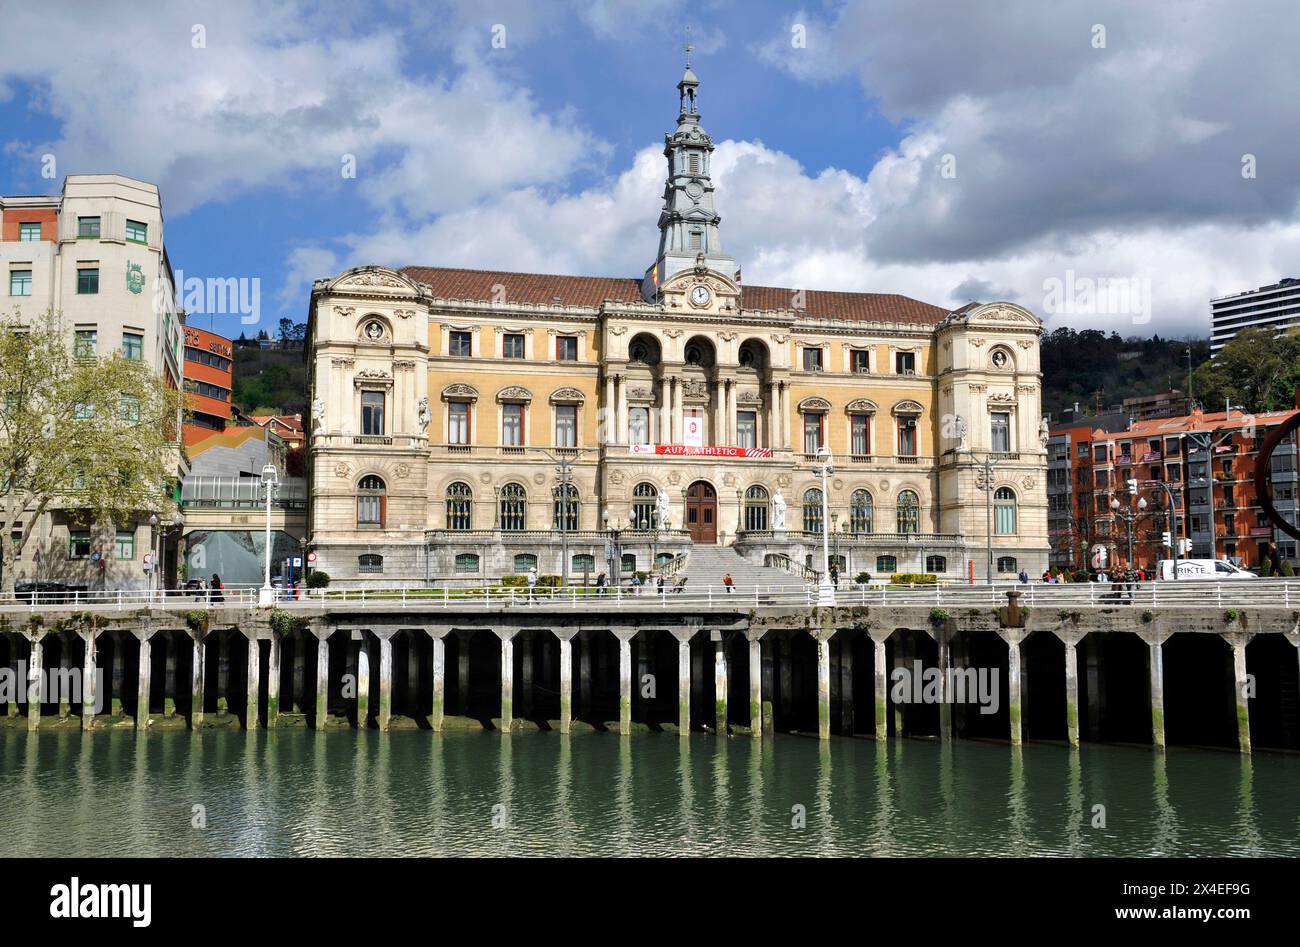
[{"x1": 1, "y1": 730, "x2": 1296, "y2": 857}]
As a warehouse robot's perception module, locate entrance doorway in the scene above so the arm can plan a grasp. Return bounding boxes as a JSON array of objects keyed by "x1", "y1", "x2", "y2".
[{"x1": 686, "y1": 480, "x2": 717, "y2": 543}]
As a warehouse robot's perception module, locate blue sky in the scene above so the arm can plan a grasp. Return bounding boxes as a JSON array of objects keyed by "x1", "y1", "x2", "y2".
[{"x1": 2, "y1": 0, "x2": 1298, "y2": 341}]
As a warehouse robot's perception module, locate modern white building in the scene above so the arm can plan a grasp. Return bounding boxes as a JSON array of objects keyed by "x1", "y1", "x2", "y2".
[{"x1": 1210, "y1": 278, "x2": 1300, "y2": 355}]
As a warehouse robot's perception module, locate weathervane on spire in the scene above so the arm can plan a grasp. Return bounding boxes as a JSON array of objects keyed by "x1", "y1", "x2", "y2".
[{"x1": 684, "y1": 25, "x2": 694, "y2": 67}]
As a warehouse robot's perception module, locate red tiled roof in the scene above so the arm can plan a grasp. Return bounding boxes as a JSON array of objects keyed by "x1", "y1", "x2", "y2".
[{"x1": 400, "y1": 266, "x2": 951, "y2": 326}]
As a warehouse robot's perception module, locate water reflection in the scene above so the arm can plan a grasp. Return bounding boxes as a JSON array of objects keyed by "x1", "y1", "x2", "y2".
[{"x1": 0, "y1": 729, "x2": 1294, "y2": 857}]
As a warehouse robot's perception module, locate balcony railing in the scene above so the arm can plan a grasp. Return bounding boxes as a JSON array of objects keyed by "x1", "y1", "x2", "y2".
[
  {"x1": 425, "y1": 528, "x2": 692, "y2": 542},
  {"x1": 736, "y1": 530, "x2": 962, "y2": 544}
]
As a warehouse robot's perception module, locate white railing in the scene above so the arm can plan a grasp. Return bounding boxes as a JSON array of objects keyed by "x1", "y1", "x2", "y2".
[{"x1": 2, "y1": 579, "x2": 1297, "y2": 612}]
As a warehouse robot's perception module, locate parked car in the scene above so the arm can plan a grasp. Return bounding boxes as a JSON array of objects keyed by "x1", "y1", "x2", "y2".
[
  {"x1": 14, "y1": 581, "x2": 73, "y2": 603},
  {"x1": 1157, "y1": 559, "x2": 1257, "y2": 580}
]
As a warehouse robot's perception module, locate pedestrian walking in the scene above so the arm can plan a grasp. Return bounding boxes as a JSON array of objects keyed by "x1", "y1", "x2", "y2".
[
  {"x1": 210, "y1": 574, "x2": 224, "y2": 604},
  {"x1": 527, "y1": 566, "x2": 538, "y2": 603},
  {"x1": 723, "y1": 572, "x2": 734, "y2": 594}
]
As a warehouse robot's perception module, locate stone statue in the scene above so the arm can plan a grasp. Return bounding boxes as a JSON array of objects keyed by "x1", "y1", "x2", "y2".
[
  {"x1": 1039, "y1": 417, "x2": 1050, "y2": 446},
  {"x1": 311, "y1": 398, "x2": 325, "y2": 432},
  {"x1": 656, "y1": 487, "x2": 670, "y2": 527},
  {"x1": 417, "y1": 396, "x2": 432, "y2": 433},
  {"x1": 772, "y1": 489, "x2": 787, "y2": 530}
]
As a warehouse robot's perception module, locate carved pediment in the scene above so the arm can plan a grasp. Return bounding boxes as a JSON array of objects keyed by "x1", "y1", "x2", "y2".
[
  {"x1": 354, "y1": 369, "x2": 393, "y2": 389},
  {"x1": 497, "y1": 386, "x2": 533, "y2": 403},
  {"x1": 442, "y1": 383, "x2": 479, "y2": 402},
  {"x1": 798, "y1": 396, "x2": 832, "y2": 413},
  {"x1": 892, "y1": 399, "x2": 924, "y2": 416},
  {"x1": 845, "y1": 399, "x2": 879, "y2": 413},
  {"x1": 549, "y1": 387, "x2": 586, "y2": 404}
]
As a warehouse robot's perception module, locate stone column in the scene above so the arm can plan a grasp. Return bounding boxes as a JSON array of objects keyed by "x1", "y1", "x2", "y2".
[
  {"x1": 656, "y1": 377, "x2": 668, "y2": 442},
  {"x1": 431, "y1": 632, "x2": 446, "y2": 732},
  {"x1": 1147, "y1": 634, "x2": 1166, "y2": 749},
  {"x1": 267, "y1": 634, "x2": 281, "y2": 729},
  {"x1": 292, "y1": 636, "x2": 306, "y2": 713},
  {"x1": 714, "y1": 633, "x2": 728, "y2": 735},
  {"x1": 677, "y1": 635, "x2": 691, "y2": 734},
  {"x1": 191, "y1": 632, "x2": 206, "y2": 730},
  {"x1": 162, "y1": 634, "x2": 176, "y2": 719},
  {"x1": 673, "y1": 378, "x2": 684, "y2": 445},
  {"x1": 816, "y1": 634, "x2": 831, "y2": 741},
  {"x1": 778, "y1": 637, "x2": 792, "y2": 719},
  {"x1": 378, "y1": 634, "x2": 393, "y2": 732},
  {"x1": 749, "y1": 637, "x2": 762, "y2": 736},
  {"x1": 1229, "y1": 635, "x2": 1251, "y2": 754},
  {"x1": 27, "y1": 633, "x2": 43, "y2": 731},
  {"x1": 520, "y1": 633, "x2": 534, "y2": 719},
  {"x1": 246, "y1": 635, "x2": 260, "y2": 730},
  {"x1": 315, "y1": 632, "x2": 329, "y2": 730},
  {"x1": 872, "y1": 634, "x2": 889, "y2": 741},
  {"x1": 936, "y1": 628, "x2": 952, "y2": 742},
  {"x1": 760, "y1": 637, "x2": 775, "y2": 733},
  {"x1": 136, "y1": 634, "x2": 151, "y2": 731},
  {"x1": 558, "y1": 633, "x2": 573, "y2": 734},
  {"x1": 616, "y1": 374, "x2": 628, "y2": 446},
  {"x1": 111, "y1": 634, "x2": 125, "y2": 717},
  {"x1": 841, "y1": 636, "x2": 854, "y2": 736},
  {"x1": 618, "y1": 633, "x2": 633, "y2": 736},
  {"x1": 1063, "y1": 637, "x2": 1080, "y2": 747},
  {"x1": 355, "y1": 634, "x2": 369, "y2": 730},
  {"x1": 1006, "y1": 634, "x2": 1023, "y2": 746},
  {"x1": 457, "y1": 631, "x2": 471, "y2": 716},
  {"x1": 604, "y1": 373, "x2": 616, "y2": 441},
  {"x1": 81, "y1": 629, "x2": 97, "y2": 730},
  {"x1": 498, "y1": 631, "x2": 515, "y2": 732}
]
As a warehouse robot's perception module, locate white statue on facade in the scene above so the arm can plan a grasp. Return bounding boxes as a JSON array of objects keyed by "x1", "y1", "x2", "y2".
[
  {"x1": 417, "y1": 396, "x2": 432, "y2": 433},
  {"x1": 311, "y1": 397, "x2": 325, "y2": 433},
  {"x1": 1039, "y1": 417, "x2": 1050, "y2": 446},
  {"x1": 656, "y1": 487, "x2": 670, "y2": 527},
  {"x1": 772, "y1": 488, "x2": 787, "y2": 530}
]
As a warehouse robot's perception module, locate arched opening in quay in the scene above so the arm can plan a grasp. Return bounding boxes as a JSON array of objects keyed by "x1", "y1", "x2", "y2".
[
  {"x1": 1246, "y1": 634, "x2": 1300, "y2": 750},
  {"x1": 0, "y1": 633, "x2": 27, "y2": 719},
  {"x1": 726, "y1": 632, "x2": 750, "y2": 732},
  {"x1": 888, "y1": 629, "x2": 939, "y2": 738},
  {"x1": 143, "y1": 630, "x2": 193, "y2": 724},
  {"x1": 1077, "y1": 632, "x2": 1151, "y2": 744},
  {"x1": 393, "y1": 630, "x2": 431, "y2": 727},
  {"x1": 319, "y1": 630, "x2": 351, "y2": 725},
  {"x1": 464, "y1": 630, "x2": 503, "y2": 726},
  {"x1": 846, "y1": 632, "x2": 878, "y2": 738},
  {"x1": 201, "y1": 628, "x2": 246, "y2": 722},
  {"x1": 950, "y1": 629, "x2": 1009, "y2": 741},
  {"x1": 687, "y1": 631, "x2": 719, "y2": 732},
  {"x1": 1022, "y1": 631, "x2": 1066, "y2": 742},
  {"x1": 275, "y1": 631, "x2": 316, "y2": 724},
  {"x1": 1164, "y1": 633, "x2": 1236, "y2": 749},
  {"x1": 636, "y1": 628, "x2": 675, "y2": 730}
]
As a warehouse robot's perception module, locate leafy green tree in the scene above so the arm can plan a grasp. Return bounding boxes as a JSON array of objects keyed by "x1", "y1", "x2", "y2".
[
  {"x1": 1191, "y1": 328, "x2": 1300, "y2": 413},
  {"x1": 0, "y1": 308, "x2": 185, "y2": 592}
]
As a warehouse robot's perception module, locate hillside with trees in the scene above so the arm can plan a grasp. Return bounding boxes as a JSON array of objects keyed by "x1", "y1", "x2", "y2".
[
  {"x1": 231, "y1": 321, "x2": 308, "y2": 417},
  {"x1": 1040, "y1": 328, "x2": 1211, "y2": 419}
]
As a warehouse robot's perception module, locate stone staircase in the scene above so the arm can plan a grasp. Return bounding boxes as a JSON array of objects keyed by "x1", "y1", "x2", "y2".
[{"x1": 677, "y1": 544, "x2": 810, "y2": 595}]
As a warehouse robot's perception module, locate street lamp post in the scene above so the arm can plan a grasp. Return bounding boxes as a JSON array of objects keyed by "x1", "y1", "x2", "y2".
[
  {"x1": 1109, "y1": 494, "x2": 1147, "y2": 567},
  {"x1": 149, "y1": 513, "x2": 159, "y2": 596},
  {"x1": 259, "y1": 462, "x2": 278, "y2": 606},
  {"x1": 813, "y1": 447, "x2": 836, "y2": 606},
  {"x1": 974, "y1": 453, "x2": 998, "y2": 584}
]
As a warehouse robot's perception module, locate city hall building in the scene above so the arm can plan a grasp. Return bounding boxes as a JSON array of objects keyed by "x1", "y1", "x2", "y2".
[{"x1": 304, "y1": 66, "x2": 1049, "y2": 586}]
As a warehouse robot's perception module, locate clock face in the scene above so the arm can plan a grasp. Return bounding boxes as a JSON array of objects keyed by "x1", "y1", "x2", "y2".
[
  {"x1": 364, "y1": 321, "x2": 383, "y2": 340},
  {"x1": 690, "y1": 285, "x2": 712, "y2": 307}
]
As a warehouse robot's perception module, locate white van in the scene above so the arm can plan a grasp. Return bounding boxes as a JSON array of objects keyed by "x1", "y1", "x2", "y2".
[{"x1": 1157, "y1": 559, "x2": 1258, "y2": 580}]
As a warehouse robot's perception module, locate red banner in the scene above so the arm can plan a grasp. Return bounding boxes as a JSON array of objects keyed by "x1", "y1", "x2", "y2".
[{"x1": 629, "y1": 444, "x2": 773, "y2": 458}]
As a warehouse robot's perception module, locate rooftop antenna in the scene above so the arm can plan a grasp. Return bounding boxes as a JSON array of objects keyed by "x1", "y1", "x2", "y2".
[{"x1": 684, "y1": 25, "x2": 694, "y2": 68}]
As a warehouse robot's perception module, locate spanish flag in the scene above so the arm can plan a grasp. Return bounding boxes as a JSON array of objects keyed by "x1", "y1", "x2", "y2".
[
  {"x1": 734, "y1": 267, "x2": 742, "y2": 284},
  {"x1": 651, "y1": 262, "x2": 659, "y2": 287}
]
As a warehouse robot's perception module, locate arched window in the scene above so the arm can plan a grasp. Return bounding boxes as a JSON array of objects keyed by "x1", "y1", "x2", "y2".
[
  {"x1": 876, "y1": 555, "x2": 897, "y2": 573},
  {"x1": 446, "y1": 481, "x2": 473, "y2": 531},
  {"x1": 553, "y1": 482, "x2": 579, "y2": 531},
  {"x1": 357, "y1": 475, "x2": 385, "y2": 528},
  {"x1": 850, "y1": 489, "x2": 873, "y2": 534},
  {"x1": 454, "y1": 553, "x2": 479, "y2": 574},
  {"x1": 621, "y1": 553, "x2": 636, "y2": 573},
  {"x1": 744, "y1": 484, "x2": 769, "y2": 532},
  {"x1": 358, "y1": 554, "x2": 383, "y2": 573},
  {"x1": 499, "y1": 482, "x2": 527, "y2": 531},
  {"x1": 925, "y1": 554, "x2": 947, "y2": 574},
  {"x1": 631, "y1": 482, "x2": 659, "y2": 529},
  {"x1": 803, "y1": 488, "x2": 824, "y2": 534},
  {"x1": 514, "y1": 553, "x2": 537, "y2": 572},
  {"x1": 897, "y1": 490, "x2": 920, "y2": 534},
  {"x1": 995, "y1": 487, "x2": 1017, "y2": 535},
  {"x1": 997, "y1": 556, "x2": 1018, "y2": 573},
  {"x1": 571, "y1": 553, "x2": 595, "y2": 573}
]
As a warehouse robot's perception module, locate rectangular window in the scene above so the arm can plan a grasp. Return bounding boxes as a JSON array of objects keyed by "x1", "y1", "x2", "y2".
[
  {"x1": 629, "y1": 406, "x2": 649, "y2": 445},
  {"x1": 895, "y1": 352, "x2": 916, "y2": 375},
  {"x1": 1077, "y1": 443, "x2": 1088, "y2": 457},
  {"x1": 125, "y1": 219, "x2": 147, "y2": 243},
  {"x1": 68, "y1": 531, "x2": 91, "y2": 559},
  {"x1": 77, "y1": 267, "x2": 99, "y2": 294},
  {"x1": 502, "y1": 403, "x2": 524, "y2": 446},
  {"x1": 898, "y1": 418, "x2": 917, "y2": 456},
  {"x1": 991, "y1": 412, "x2": 1011, "y2": 453},
  {"x1": 120, "y1": 395, "x2": 140, "y2": 422},
  {"x1": 77, "y1": 216, "x2": 101, "y2": 238},
  {"x1": 851, "y1": 414, "x2": 871, "y2": 456},
  {"x1": 689, "y1": 230, "x2": 702, "y2": 250},
  {"x1": 122, "y1": 332, "x2": 143, "y2": 360},
  {"x1": 803, "y1": 414, "x2": 823, "y2": 454},
  {"x1": 503, "y1": 333, "x2": 525, "y2": 358},
  {"x1": 1093, "y1": 445, "x2": 1107, "y2": 462},
  {"x1": 555, "y1": 404, "x2": 577, "y2": 447},
  {"x1": 74, "y1": 329, "x2": 97, "y2": 358},
  {"x1": 802, "y1": 347, "x2": 823, "y2": 371},
  {"x1": 556, "y1": 336, "x2": 578, "y2": 361},
  {"x1": 448, "y1": 402, "x2": 470, "y2": 444},
  {"x1": 361, "y1": 391, "x2": 385, "y2": 435},
  {"x1": 115, "y1": 531, "x2": 135, "y2": 560},
  {"x1": 357, "y1": 496, "x2": 382, "y2": 528},
  {"x1": 689, "y1": 154, "x2": 700, "y2": 174},
  {"x1": 9, "y1": 269, "x2": 32, "y2": 296},
  {"x1": 850, "y1": 349, "x2": 870, "y2": 373},
  {"x1": 18, "y1": 222, "x2": 40, "y2": 241},
  {"x1": 449, "y1": 330, "x2": 472, "y2": 357},
  {"x1": 737, "y1": 411, "x2": 756, "y2": 449}
]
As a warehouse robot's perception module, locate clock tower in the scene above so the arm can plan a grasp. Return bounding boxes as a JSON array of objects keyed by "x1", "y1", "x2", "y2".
[{"x1": 641, "y1": 56, "x2": 737, "y2": 302}]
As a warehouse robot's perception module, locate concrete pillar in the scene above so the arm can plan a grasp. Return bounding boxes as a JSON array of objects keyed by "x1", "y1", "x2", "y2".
[
  {"x1": 431, "y1": 633, "x2": 446, "y2": 732},
  {"x1": 111, "y1": 634, "x2": 125, "y2": 717},
  {"x1": 521, "y1": 633, "x2": 534, "y2": 719},
  {"x1": 355, "y1": 635, "x2": 369, "y2": 730},
  {"x1": 816, "y1": 635, "x2": 831, "y2": 740},
  {"x1": 58, "y1": 637, "x2": 71, "y2": 719},
  {"x1": 936, "y1": 629, "x2": 952, "y2": 743},
  {"x1": 1064, "y1": 639, "x2": 1080, "y2": 747},
  {"x1": 292, "y1": 636, "x2": 306, "y2": 713},
  {"x1": 760, "y1": 638, "x2": 775, "y2": 733},
  {"x1": 267, "y1": 634, "x2": 281, "y2": 729},
  {"x1": 873, "y1": 635, "x2": 889, "y2": 741},
  {"x1": 678, "y1": 636, "x2": 691, "y2": 734},
  {"x1": 1148, "y1": 637, "x2": 1165, "y2": 749},
  {"x1": 840, "y1": 636, "x2": 854, "y2": 736},
  {"x1": 246, "y1": 636, "x2": 260, "y2": 730},
  {"x1": 579, "y1": 632, "x2": 591, "y2": 717},
  {"x1": 619, "y1": 634, "x2": 632, "y2": 735},
  {"x1": 1007, "y1": 637, "x2": 1023, "y2": 746},
  {"x1": 714, "y1": 634, "x2": 729, "y2": 735},
  {"x1": 81, "y1": 630, "x2": 97, "y2": 730},
  {"x1": 778, "y1": 637, "x2": 792, "y2": 718},
  {"x1": 136, "y1": 634, "x2": 151, "y2": 731},
  {"x1": 191, "y1": 633, "x2": 206, "y2": 729},
  {"x1": 378, "y1": 635, "x2": 393, "y2": 732},
  {"x1": 27, "y1": 634, "x2": 43, "y2": 731},
  {"x1": 499, "y1": 633, "x2": 514, "y2": 732},
  {"x1": 558, "y1": 635, "x2": 573, "y2": 734},
  {"x1": 748, "y1": 638, "x2": 762, "y2": 736},
  {"x1": 457, "y1": 631, "x2": 471, "y2": 715},
  {"x1": 1231, "y1": 638, "x2": 1251, "y2": 754},
  {"x1": 314, "y1": 633, "x2": 330, "y2": 729},
  {"x1": 216, "y1": 633, "x2": 229, "y2": 716}
]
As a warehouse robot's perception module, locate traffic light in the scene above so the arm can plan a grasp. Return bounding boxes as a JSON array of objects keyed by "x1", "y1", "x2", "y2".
[
  {"x1": 1127, "y1": 478, "x2": 1139, "y2": 496},
  {"x1": 1161, "y1": 531, "x2": 1172, "y2": 548}
]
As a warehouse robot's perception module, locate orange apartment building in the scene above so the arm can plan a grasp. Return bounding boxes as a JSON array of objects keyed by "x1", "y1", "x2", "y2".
[{"x1": 183, "y1": 325, "x2": 233, "y2": 445}]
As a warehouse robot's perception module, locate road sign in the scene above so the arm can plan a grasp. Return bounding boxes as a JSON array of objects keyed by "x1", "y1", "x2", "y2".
[
  {"x1": 143, "y1": 552, "x2": 154, "y2": 565},
  {"x1": 90, "y1": 551, "x2": 101, "y2": 562},
  {"x1": 292, "y1": 557, "x2": 302, "y2": 568},
  {"x1": 307, "y1": 552, "x2": 317, "y2": 564}
]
